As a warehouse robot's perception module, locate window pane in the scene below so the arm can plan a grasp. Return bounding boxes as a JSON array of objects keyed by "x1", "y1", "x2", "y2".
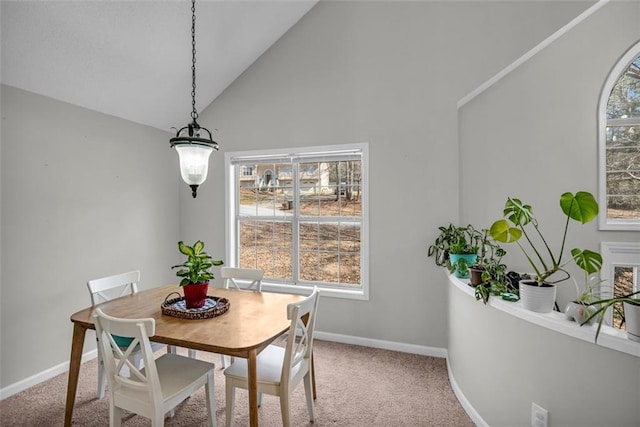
[
  {"x1": 239, "y1": 163, "x2": 292, "y2": 216},
  {"x1": 299, "y1": 221, "x2": 361, "y2": 285},
  {"x1": 239, "y1": 220, "x2": 292, "y2": 280},
  {"x1": 605, "y1": 126, "x2": 640, "y2": 219},
  {"x1": 613, "y1": 266, "x2": 635, "y2": 330},
  {"x1": 607, "y1": 57, "x2": 640, "y2": 119}
]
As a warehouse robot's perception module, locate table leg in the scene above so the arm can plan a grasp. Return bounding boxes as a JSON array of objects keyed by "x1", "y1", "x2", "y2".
[
  {"x1": 64, "y1": 323, "x2": 88, "y2": 427},
  {"x1": 311, "y1": 352, "x2": 317, "y2": 399},
  {"x1": 247, "y1": 348, "x2": 259, "y2": 427}
]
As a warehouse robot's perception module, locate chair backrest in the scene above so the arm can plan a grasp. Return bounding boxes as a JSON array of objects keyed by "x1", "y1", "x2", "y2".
[
  {"x1": 93, "y1": 308, "x2": 162, "y2": 406},
  {"x1": 87, "y1": 271, "x2": 140, "y2": 306},
  {"x1": 221, "y1": 267, "x2": 264, "y2": 291},
  {"x1": 281, "y1": 287, "x2": 319, "y2": 386}
]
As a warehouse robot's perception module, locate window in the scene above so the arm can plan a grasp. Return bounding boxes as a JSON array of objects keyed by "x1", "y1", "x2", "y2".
[
  {"x1": 600, "y1": 242, "x2": 640, "y2": 330},
  {"x1": 598, "y1": 40, "x2": 640, "y2": 230},
  {"x1": 225, "y1": 143, "x2": 369, "y2": 299}
]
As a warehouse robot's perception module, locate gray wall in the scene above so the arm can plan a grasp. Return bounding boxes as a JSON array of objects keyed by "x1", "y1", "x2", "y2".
[
  {"x1": 455, "y1": 1, "x2": 640, "y2": 425},
  {"x1": 0, "y1": 85, "x2": 180, "y2": 387},
  {"x1": 459, "y1": 0, "x2": 640, "y2": 305},
  {"x1": 185, "y1": 0, "x2": 593, "y2": 348},
  {"x1": 449, "y1": 282, "x2": 639, "y2": 427}
]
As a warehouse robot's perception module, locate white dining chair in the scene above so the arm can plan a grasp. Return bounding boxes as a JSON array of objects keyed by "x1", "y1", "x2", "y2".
[
  {"x1": 219, "y1": 267, "x2": 264, "y2": 368},
  {"x1": 223, "y1": 287, "x2": 319, "y2": 427},
  {"x1": 87, "y1": 271, "x2": 181, "y2": 399},
  {"x1": 93, "y1": 308, "x2": 217, "y2": 427},
  {"x1": 221, "y1": 267, "x2": 264, "y2": 291}
]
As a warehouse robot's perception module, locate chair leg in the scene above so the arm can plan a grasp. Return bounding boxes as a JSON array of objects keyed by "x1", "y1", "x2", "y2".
[
  {"x1": 279, "y1": 391, "x2": 291, "y2": 427},
  {"x1": 188, "y1": 349, "x2": 197, "y2": 358},
  {"x1": 151, "y1": 409, "x2": 164, "y2": 427},
  {"x1": 167, "y1": 345, "x2": 177, "y2": 354},
  {"x1": 97, "y1": 353, "x2": 107, "y2": 400},
  {"x1": 220, "y1": 354, "x2": 227, "y2": 368},
  {"x1": 225, "y1": 382, "x2": 236, "y2": 427},
  {"x1": 304, "y1": 372, "x2": 316, "y2": 422},
  {"x1": 110, "y1": 404, "x2": 122, "y2": 427},
  {"x1": 205, "y1": 371, "x2": 216, "y2": 427}
]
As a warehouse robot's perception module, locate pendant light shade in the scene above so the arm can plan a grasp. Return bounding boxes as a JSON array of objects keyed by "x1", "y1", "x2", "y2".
[{"x1": 171, "y1": 0, "x2": 219, "y2": 199}]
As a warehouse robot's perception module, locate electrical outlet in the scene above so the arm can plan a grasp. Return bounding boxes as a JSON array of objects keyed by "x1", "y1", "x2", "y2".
[{"x1": 531, "y1": 403, "x2": 548, "y2": 427}]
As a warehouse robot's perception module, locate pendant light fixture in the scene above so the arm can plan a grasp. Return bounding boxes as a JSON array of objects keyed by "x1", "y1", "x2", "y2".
[{"x1": 170, "y1": 0, "x2": 219, "y2": 198}]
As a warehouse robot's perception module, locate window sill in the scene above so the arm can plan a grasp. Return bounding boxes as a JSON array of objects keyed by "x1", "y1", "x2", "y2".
[
  {"x1": 260, "y1": 282, "x2": 369, "y2": 301},
  {"x1": 450, "y1": 274, "x2": 640, "y2": 358}
]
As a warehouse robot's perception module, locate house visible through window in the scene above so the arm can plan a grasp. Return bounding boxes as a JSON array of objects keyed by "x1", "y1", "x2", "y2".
[
  {"x1": 225, "y1": 143, "x2": 369, "y2": 300},
  {"x1": 599, "y1": 40, "x2": 640, "y2": 230}
]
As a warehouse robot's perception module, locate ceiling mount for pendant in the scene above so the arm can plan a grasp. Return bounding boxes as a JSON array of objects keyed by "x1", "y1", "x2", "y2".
[{"x1": 170, "y1": 0, "x2": 219, "y2": 199}]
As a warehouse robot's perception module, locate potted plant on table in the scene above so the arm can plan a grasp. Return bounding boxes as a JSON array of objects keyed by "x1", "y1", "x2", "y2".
[
  {"x1": 428, "y1": 224, "x2": 481, "y2": 279},
  {"x1": 171, "y1": 240, "x2": 223, "y2": 308},
  {"x1": 489, "y1": 191, "x2": 603, "y2": 313}
]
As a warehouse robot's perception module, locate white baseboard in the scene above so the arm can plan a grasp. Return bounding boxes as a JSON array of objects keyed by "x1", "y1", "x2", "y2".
[
  {"x1": 314, "y1": 331, "x2": 448, "y2": 358},
  {"x1": 2, "y1": 331, "x2": 461, "y2": 422},
  {"x1": 0, "y1": 349, "x2": 98, "y2": 400},
  {"x1": 446, "y1": 358, "x2": 488, "y2": 427}
]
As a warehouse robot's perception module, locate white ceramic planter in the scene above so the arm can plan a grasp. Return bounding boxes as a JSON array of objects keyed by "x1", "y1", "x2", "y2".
[
  {"x1": 623, "y1": 302, "x2": 640, "y2": 342},
  {"x1": 519, "y1": 280, "x2": 556, "y2": 313},
  {"x1": 564, "y1": 301, "x2": 596, "y2": 324}
]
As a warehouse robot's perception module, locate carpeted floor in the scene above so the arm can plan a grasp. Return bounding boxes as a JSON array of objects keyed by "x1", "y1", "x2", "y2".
[{"x1": 0, "y1": 340, "x2": 473, "y2": 426}]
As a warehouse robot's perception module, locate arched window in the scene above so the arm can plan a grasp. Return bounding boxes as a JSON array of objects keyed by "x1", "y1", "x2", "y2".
[{"x1": 598, "y1": 40, "x2": 640, "y2": 230}]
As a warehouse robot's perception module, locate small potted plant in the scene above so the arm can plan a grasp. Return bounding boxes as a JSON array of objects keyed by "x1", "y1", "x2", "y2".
[
  {"x1": 581, "y1": 290, "x2": 640, "y2": 343},
  {"x1": 171, "y1": 240, "x2": 223, "y2": 308},
  {"x1": 468, "y1": 229, "x2": 507, "y2": 287},
  {"x1": 489, "y1": 191, "x2": 602, "y2": 313},
  {"x1": 428, "y1": 224, "x2": 482, "y2": 279}
]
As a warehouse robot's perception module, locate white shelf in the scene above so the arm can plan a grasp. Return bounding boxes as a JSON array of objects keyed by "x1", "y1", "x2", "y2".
[{"x1": 450, "y1": 274, "x2": 640, "y2": 357}]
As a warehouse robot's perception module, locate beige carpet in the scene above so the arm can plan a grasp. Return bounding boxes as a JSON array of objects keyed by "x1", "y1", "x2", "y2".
[{"x1": 0, "y1": 340, "x2": 473, "y2": 426}]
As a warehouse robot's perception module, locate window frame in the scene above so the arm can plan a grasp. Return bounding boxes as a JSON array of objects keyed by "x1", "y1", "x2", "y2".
[
  {"x1": 600, "y1": 241, "x2": 640, "y2": 327},
  {"x1": 598, "y1": 40, "x2": 640, "y2": 231},
  {"x1": 225, "y1": 143, "x2": 369, "y2": 300}
]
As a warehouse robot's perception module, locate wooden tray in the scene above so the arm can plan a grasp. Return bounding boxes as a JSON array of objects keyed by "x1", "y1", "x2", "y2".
[{"x1": 161, "y1": 293, "x2": 230, "y2": 320}]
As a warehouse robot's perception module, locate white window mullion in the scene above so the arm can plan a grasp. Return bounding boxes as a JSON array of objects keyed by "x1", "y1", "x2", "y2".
[{"x1": 292, "y1": 161, "x2": 300, "y2": 284}]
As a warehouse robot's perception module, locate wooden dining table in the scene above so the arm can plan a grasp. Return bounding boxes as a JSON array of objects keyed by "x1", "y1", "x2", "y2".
[{"x1": 64, "y1": 286, "x2": 304, "y2": 427}]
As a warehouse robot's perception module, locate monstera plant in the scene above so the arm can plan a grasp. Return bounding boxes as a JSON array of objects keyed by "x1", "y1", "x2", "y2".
[{"x1": 489, "y1": 191, "x2": 602, "y2": 312}]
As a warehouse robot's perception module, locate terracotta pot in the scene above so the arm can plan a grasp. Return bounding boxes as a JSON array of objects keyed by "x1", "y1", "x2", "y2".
[
  {"x1": 183, "y1": 282, "x2": 209, "y2": 308},
  {"x1": 468, "y1": 267, "x2": 485, "y2": 287}
]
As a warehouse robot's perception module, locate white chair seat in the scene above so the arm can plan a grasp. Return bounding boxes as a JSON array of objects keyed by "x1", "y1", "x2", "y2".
[
  {"x1": 116, "y1": 353, "x2": 215, "y2": 410},
  {"x1": 224, "y1": 346, "x2": 307, "y2": 386}
]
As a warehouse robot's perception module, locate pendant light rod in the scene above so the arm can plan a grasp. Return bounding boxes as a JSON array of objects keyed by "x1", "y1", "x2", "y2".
[{"x1": 170, "y1": 0, "x2": 219, "y2": 199}]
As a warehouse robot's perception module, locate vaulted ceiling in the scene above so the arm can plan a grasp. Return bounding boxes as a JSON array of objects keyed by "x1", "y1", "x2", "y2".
[{"x1": 1, "y1": 1, "x2": 317, "y2": 131}]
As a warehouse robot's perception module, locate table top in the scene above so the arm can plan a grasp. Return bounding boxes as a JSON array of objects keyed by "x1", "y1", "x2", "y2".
[{"x1": 71, "y1": 286, "x2": 304, "y2": 357}]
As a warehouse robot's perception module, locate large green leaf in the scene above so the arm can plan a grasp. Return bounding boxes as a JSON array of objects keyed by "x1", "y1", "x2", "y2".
[
  {"x1": 559, "y1": 192, "x2": 598, "y2": 224},
  {"x1": 571, "y1": 248, "x2": 603, "y2": 274},
  {"x1": 193, "y1": 240, "x2": 205, "y2": 255},
  {"x1": 503, "y1": 198, "x2": 533, "y2": 226},
  {"x1": 178, "y1": 241, "x2": 194, "y2": 256},
  {"x1": 490, "y1": 220, "x2": 522, "y2": 243}
]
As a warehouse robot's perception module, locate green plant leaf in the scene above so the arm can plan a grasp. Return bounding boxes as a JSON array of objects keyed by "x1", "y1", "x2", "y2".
[
  {"x1": 193, "y1": 240, "x2": 205, "y2": 254},
  {"x1": 178, "y1": 241, "x2": 194, "y2": 257},
  {"x1": 503, "y1": 198, "x2": 533, "y2": 226},
  {"x1": 571, "y1": 248, "x2": 603, "y2": 274},
  {"x1": 560, "y1": 191, "x2": 598, "y2": 224},
  {"x1": 490, "y1": 220, "x2": 522, "y2": 243}
]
